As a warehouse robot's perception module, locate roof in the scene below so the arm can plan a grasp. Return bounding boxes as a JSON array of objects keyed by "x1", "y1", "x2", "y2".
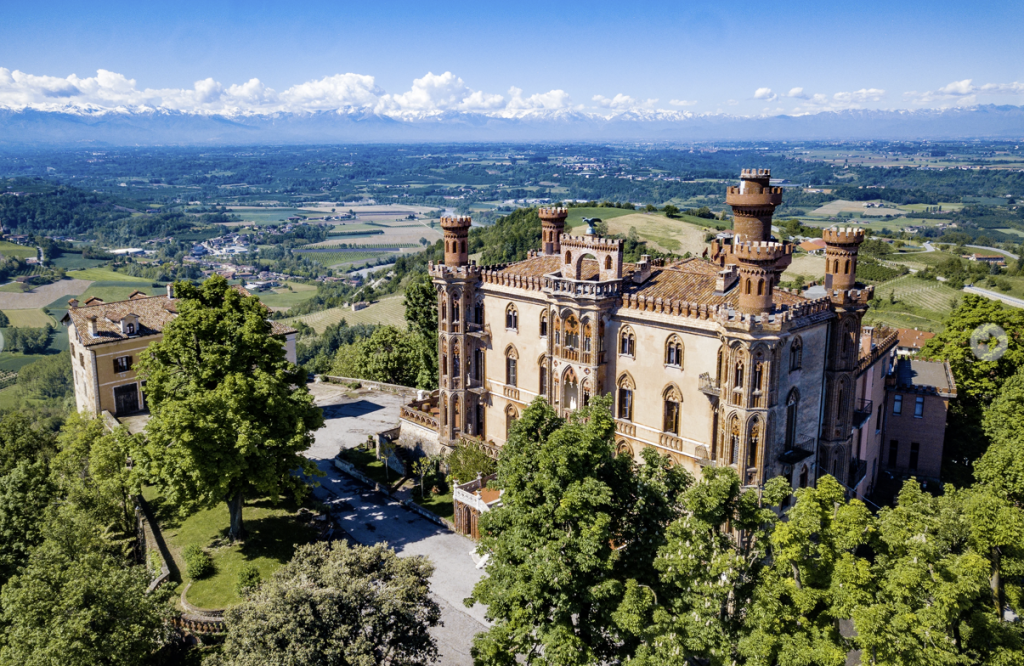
[
  {"x1": 62, "y1": 290, "x2": 296, "y2": 348},
  {"x1": 892, "y1": 357, "x2": 957, "y2": 398},
  {"x1": 798, "y1": 239, "x2": 827, "y2": 252},
  {"x1": 895, "y1": 328, "x2": 935, "y2": 350}
]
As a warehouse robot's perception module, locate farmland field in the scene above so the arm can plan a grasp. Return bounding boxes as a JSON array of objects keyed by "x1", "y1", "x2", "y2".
[
  {"x1": 568, "y1": 212, "x2": 709, "y2": 256},
  {"x1": 1, "y1": 309, "x2": 55, "y2": 327},
  {"x1": 283, "y1": 294, "x2": 406, "y2": 333},
  {"x1": 76, "y1": 282, "x2": 164, "y2": 304},
  {"x1": 66, "y1": 268, "x2": 151, "y2": 283},
  {"x1": 51, "y1": 254, "x2": 107, "y2": 270},
  {"x1": 808, "y1": 200, "x2": 904, "y2": 217},
  {"x1": 0, "y1": 241, "x2": 38, "y2": 259},
  {"x1": 862, "y1": 274, "x2": 961, "y2": 332},
  {"x1": 0, "y1": 282, "x2": 31, "y2": 293},
  {"x1": 781, "y1": 254, "x2": 827, "y2": 282},
  {"x1": 0, "y1": 278, "x2": 93, "y2": 310},
  {"x1": 254, "y1": 281, "x2": 318, "y2": 309}
]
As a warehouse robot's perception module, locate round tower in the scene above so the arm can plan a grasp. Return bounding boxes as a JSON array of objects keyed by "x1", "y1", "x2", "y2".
[
  {"x1": 726, "y1": 169, "x2": 784, "y2": 244},
  {"x1": 822, "y1": 227, "x2": 865, "y2": 291},
  {"x1": 441, "y1": 215, "x2": 472, "y2": 267},
  {"x1": 539, "y1": 207, "x2": 568, "y2": 255},
  {"x1": 732, "y1": 241, "x2": 789, "y2": 315}
]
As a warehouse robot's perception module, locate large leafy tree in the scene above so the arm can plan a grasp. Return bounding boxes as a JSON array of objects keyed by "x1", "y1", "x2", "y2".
[
  {"x1": 919, "y1": 294, "x2": 1024, "y2": 484},
  {"x1": 975, "y1": 367, "x2": 1024, "y2": 507},
  {"x1": 625, "y1": 467, "x2": 791, "y2": 666},
  {"x1": 351, "y1": 325, "x2": 421, "y2": 388},
  {"x1": 403, "y1": 271, "x2": 439, "y2": 390},
  {"x1": 0, "y1": 460, "x2": 52, "y2": 588},
  {"x1": 467, "y1": 396, "x2": 691, "y2": 665},
  {"x1": 135, "y1": 276, "x2": 324, "y2": 541},
  {"x1": 214, "y1": 541, "x2": 440, "y2": 666}
]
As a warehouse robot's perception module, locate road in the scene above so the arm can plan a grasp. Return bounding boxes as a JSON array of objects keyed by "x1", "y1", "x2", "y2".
[
  {"x1": 966, "y1": 244, "x2": 1020, "y2": 260},
  {"x1": 305, "y1": 382, "x2": 487, "y2": 666},
  {"x1": 963, "y1": 285, "x2": 1024, "y2": 309}
]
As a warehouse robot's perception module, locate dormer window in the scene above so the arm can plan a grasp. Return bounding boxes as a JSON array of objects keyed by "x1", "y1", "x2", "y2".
[{"x1": 119, "y1": 313, "x2": 140, "y2": 336}]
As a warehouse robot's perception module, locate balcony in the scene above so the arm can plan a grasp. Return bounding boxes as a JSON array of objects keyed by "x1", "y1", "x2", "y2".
[
  {"x1": 852, "y1": 398, "x2": 873, "y2": 429},
  {"x1": 543, "y1": 276, "x2": 624, "y2": 300},
  {"x1": 698, "y1": 372, "x2": 721, "y2": 397}
]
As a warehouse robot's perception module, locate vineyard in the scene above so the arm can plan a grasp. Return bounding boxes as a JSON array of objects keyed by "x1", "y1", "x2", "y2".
[
  {"x1": 293, "y1": 250, "x2": 401, "y2": 268},
  {"x1": 301, "y1": 242, "x2": 417, "y2": 250},
  {"x1": 283, "y1": 295, "x2": 407, "y2": 333},
  {"x1": 863, "y1": 274, "x2": 962, "y2": 332}
]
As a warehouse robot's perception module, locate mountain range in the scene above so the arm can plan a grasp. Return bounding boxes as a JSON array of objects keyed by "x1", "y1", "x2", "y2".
[{"x1": 1, "y1": 104, "x2": 1022, "y2": 145}]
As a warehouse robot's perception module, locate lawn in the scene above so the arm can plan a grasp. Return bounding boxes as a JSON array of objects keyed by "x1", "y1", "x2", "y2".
[
  {"x1": 0, "y1": 241, "x2": 38, "y2": 259},
  {"x1": 254, "y1": 281, "x2": 319, "y2": 309},
  {"x1": 66, "y1": 268, "x2": 152, "y2": 283},
  {"x1": 565, "y1": 207, "x2": 645, "y2": 230},
  {"x1": 568, "y1": 211, "x2": 710, "y2": 256},
  {"x1": 0, "y1": 385, "x2": 21, "y2": 410},
  {"x1": 1, "y1": 308, "x2": 55, "y2": 327},
  {"x1": 77, "y1": 282, "x2": 164, "y2": 304},
  {"x1": 141, "y1": 487, "x2": 319, "y2": 610},
  {"x1": 781, "y1": 253, "x2": 827, "y2": 283},
  {"x1": 283, "y1": 294, "x2": 407, "y2": 332},
  {"x1": 411, "y1": 488, "x2": 454, "y2": 520},
  {"x1": 51, "y1": 254, "x2": 107, "y2": 270},
  {"x1": 0, "y1": 282, "x2": 31, "y2": 293}
]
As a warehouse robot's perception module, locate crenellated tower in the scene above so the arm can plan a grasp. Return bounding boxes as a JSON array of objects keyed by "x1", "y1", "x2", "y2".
[
  {"x1": 539, "y1": 207, "x2": 568, "y2": 256},
  {"x1": 732, "y1": 241, "x2": 792, "y2": 315},
  {"x1": 441, "y1": 215, "x2": 472, "y2": 267},
  {"x1": 726, "y1": 168, "x2": 784, "y2": 244},
  {"x1": 818, "y1": 227, "x2": 872, "y2": 486}
]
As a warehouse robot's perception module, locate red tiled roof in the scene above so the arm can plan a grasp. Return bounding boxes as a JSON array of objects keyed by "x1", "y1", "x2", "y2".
[
  {"x1": 895, "y1": 328, "x2": 935, "y2": 350},
  {"x1": 799, "y1": 239, "x2": 827, "y2": 252}
]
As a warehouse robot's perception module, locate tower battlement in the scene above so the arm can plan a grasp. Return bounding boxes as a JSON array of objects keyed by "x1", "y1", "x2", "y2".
[
  {"x1": 740, "y1": 168, "x2": 771, "y2": 179},
  {"x1": 822, "y1": 227, "x2": 865, "y2": 245},
  {"x1": 560, "y1": 234, "x2": 623, "y2": 251},
  {"x1": 440, "y1": 215, "x2": 472, "y2": 230},
  {"x1": 730, "y1": 241, "x2": 791, "y2": 263},
  {"x1": 538, "y1": 207, "x2": 568, "y2": 220}
]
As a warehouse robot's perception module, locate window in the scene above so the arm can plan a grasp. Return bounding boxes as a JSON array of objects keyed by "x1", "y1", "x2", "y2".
[
  {"x1": 583, "y1": 323, "x2": 592, "y2": 353},
  {"x1": 505, "y1": 304, "x2": 518, "y2": 330},
  {"x1": 564, "y1": 316, "x2": 580, "y2": 349},
  {"x1": 893, "y1": 394, "x2": 903, "y2": 415},
  {"x1": 734, "y1": 360, "x2": 744, "y2": 389},
  {"x1": 540, "y1": 311, "x2": 548, "y2": 337},
  {"x1": 604, "y1": 255, "x2": 612, "y2": 270},
  {"x1": 582, "y1": 379, "x2": 591, "y2": 407},
  {"x1": 476, "y1": 404, "x2": 485, "y2": 437},
  {"x1": 888, "y1": 440, "x2": 899, "y2": 467},
  {"x1": 619, "y1": 326, "x2": 635, "y2": 357},
  {"x1": 539, "y1": 367, "x2": 547, "y2": 396},
  {"x1": 113, "y1": 356, "x2": 132, "y2": 373},
  {"x1": 785, "y1": 390, "x2": 799, "y2": 448},
  {"x1": 663, "y1": 386, "x2": 681, "y2": 435},
  {"x1": 729, "y1": 417, "x2": 740, "y2": 465},
  {"x1": 617, "y1": 374, "x2": 635, "y2": 421},
  {"x1": 665, "y1": 335, "x2": 683, "y2": 367},
  {"x1": 452, "y1": 299, "x2": 460, "y2": 322},
  {"x1": 506, "y1": 405, "x2": 518, "y2": 439},
  {"x1": 474, "y1": 302, "x2": 483, "y2": 325},
  {"x1": 505, "y1": 345, "x2": 518, "y2": 386},
  {"x1": 452, "y1": 347, "x2": 461, "y2": 378},
  {"x1": 876, "y1": 404, "x2": 883, "y2": 432},
  {"x1": 790, "y1": 338, "x2": 802, "y2": 371},
  {"x1": 125, "y1": 322, "x2": 135, "y2": 335},
  {"x1": 914, "y1": 396, "x2": 924, "y2": 418},
  {"x1": 748, "y1": 419, "x2": 761, "y2": 469},
  {"x1": 473, "y1": 349, "x2": 483, "y2": 381},
  {"x1": 909, "y1": 442, "x2": 920, "y2": 471}
]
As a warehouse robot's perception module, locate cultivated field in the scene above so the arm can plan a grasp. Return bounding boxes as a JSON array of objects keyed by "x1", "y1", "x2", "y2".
[
  {"x1": 569, "y1": 212, "x2": 709, "y2": 256},
  {"x1": 255, "y1": 282, "x2": 319, "y2": 309},
  {"x1": 0, "y1": 241, "x2": 38, "y2": 259},
  {"x1": 283, "y1": 295, "x2": 407, "y2": 333},
  {"x1": 1, "y1": 309, "x2": 55, "y2": 327},
  {"x1": 781, "y1": 254, "x2": 827, "y2": 282},
  {"x1": 808, "y1": 200, "x2": 904, "y2": 217},
  {"x1": 0, "y1": 278, "x2": 93, "y2": 310},
  {"x1": 862, "y1": 274, "x2": 961, "y2": 332}
]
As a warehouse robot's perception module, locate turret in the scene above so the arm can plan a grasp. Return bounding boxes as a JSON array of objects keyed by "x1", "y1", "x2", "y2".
[
  {"x1": 441, "y1": 215, "x2": 472, "y2": 267},
  {"x1": 732, "y1": 241, "x2": 789, "y2": 315},
  {"x1": 539, "y1": 207, "x2": 568, "y2": 255},
  {"x1": 726, "y1": 168, "x2": 784, "y2": 244},
  {"x1": 822, "y1": 227, "x2": 865, "y2": 291}
]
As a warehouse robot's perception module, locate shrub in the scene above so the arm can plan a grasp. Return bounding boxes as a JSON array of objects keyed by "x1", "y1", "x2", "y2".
[
  {"x1": 182, "y1": 544, "x2": 213, "y2": 579},
  {"x1": 148, "y1": 549, "x2": 163, "y2": 577},
  {"x1": 236, "y1": 563, "x2": 261, "y2": 596}
]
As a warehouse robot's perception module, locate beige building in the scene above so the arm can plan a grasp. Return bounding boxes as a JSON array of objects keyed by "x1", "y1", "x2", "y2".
[
  {"x1": 62, "y1": 286, "x2": 297, "y2": 417},
  {"x1": 398, "y1": 169, "x2": 899, "y2": 493}
]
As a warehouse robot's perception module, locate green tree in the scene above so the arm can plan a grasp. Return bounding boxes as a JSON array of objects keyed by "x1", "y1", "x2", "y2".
[
  {"x1": 134, "y1": 276, "x2": 324, "y2": 541},
  {"x1": 975, "y1": 367, "x2": 1024, "y2": 507},
  {"x1": 447, "y1": 442, "x2": 496, "y2": 484},
  {"x1": 215, "y1": 541, "x2": 440, "y2": 666},
  {"x1": 467, "y1": 396, "x2": 691, "y2": 665},
  {"x1": 0, "y1": 413, "x2": 53, "y2": 476},
  {"x1": 0, "y1": 546, "x2": 169, "y2": 666},
  {"x1": 352, "y1": 325, "x2": 420, "y2": 387},
  {"x1": 0, "y1": 460, "x2": 52, "y2": 587},
  {"x1": 0, "y1": 311, "x2": 8, "y2": 327},
  {"x1": 15, "y1": 352, "x2": 72, "y2": 401},
  {"x1": 403, "y1": 272, "x2": 438, "y2": 390}
]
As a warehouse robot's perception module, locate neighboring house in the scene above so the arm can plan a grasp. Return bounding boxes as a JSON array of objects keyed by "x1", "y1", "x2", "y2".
[
  {"x1": 880, "y1": 357, "x2": 957, "y2": 482},
  {"x1": 398, "y1": 169, "x2": 903, "y2": 497},
  {"x1": 61, "y1": 286, "x2": 297, "y2": 417},
  {"x1": 894, "y1": 327, "x2": 935, "y2": 356},
  {"x1": 452, "y1": 473, "x2": 502, "y2": 539},
  {"x1": 798, "y1": 239, "x2": 828, "y2": 255},
  {"x1": 968, "y1": 253, "x2": 1006, "y2": 265}
]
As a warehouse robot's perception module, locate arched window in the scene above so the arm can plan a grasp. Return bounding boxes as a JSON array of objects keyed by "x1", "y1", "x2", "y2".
[
  {"x1": 790, "y1": 337, "x2": 803, "y2": 372},
  {"x1": 663, "y1": 385, "x2": 681, "y2": 435},
  {"x1": 539, "y1": 355, "x2": 547, "y2": 396},
  {"x1": 582, "y1": 322, "x2": 592, "y2": 353},
  {"x1": 452, "y1": 295, "x2": 460, "y2": 322},
  {"x1": 734, "y1": 359, "x2": 744, "y2": 389},
  {"x1": 716, "y1": 346, "x2": 724, "y2": 385},
  {"x1": 474, "y1": 300, "x2": 483, "y2": 325},
  {"x1": 452, "y1": 398, "x2": 461, "y2": 432},
  {"x1": 757, "y1": 279, "x2": 764, "y2": 296},
  {"x1": 553, "y1": 315, "x2": 561, "y2": 346},
  {"x1": 452, "y1": 344, "x2": 461, "y2": 379},
  {"x1": 617, "y1": 373, "x2": 635, "y2": 421},
  {"x1": 729, "y1": 416, "x2": 741, "y2": 465},
  {"x1": 785, "y1": 389, "x2": 799, "y2": 448},
  {"x1": 833, "y1": 259, "x2": 840, "y2": 274},
  {"x1": 665, "y1": 335, "x2": 683, "y2": 367},
  {"x1": 564, "y1": 316, "x2": 580, "y2": 349},
  {"x1": 844, "y1": 259, "x2": 850, "y2": 274},
  {"x1": 460, "y1": 239, "x2": 467, "y2": 254},
  {"x1": 440, "y1": 298, "x2": 447, "y2": 321},
  {"x1": 615, "y1": 440, "x2": 632, "y2": 458},
  {"x1": 505, "y1": 345, "x2": 519, "y2": 386},
  {"x1": 540, "y1": 311, "x2": 548, "y2": 337},
  {"x1": 475, "y1": 403, "x2": 485, "y2": 437},
  {"x1": 604, "y1": 255, "x2": 612, "y2": 270},
  {"x1": 619, "y1": 326, "x2": 636, "y2": 357},
  {"x1": 562, "y1": 367, "x2": 579, "y2": 411},
  {"x1": 506, "y1": 404, "x2": 519, "y2": 440},
  {"x1": 582, "y1": 379, "x2": 592, "y2": 407},
  {"x1": 565, "y1": 251, "x2": 572, "y2": 264},
  {"x1": 745, "y1": 279, "x2": 752, "y2": 294},
  {"x1": 473, "y1": 348, "x2": 483, "y2": 382},
  {"x1": 747, "y1": 418, "x2": 762, "y2": 469},
  {"x1": 505, "y1": 304, "x2": 518, "y2": 331},
  {"x1": 752, "y1": 349, "x2": 766, "y2": 393}
]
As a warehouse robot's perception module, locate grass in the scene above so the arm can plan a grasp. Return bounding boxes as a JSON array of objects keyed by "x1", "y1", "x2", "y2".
[
  {"x1": 0, "y1": 385, "x2": 21, "y2": 410},
  {"x1": 51, "y1": 254, "x2": 107, "y2": 270},
  {"x1": 0, "y1": 282, "x2": 31, "y2": 293},
  {"x1": 411, "y1": 488, "x2": 454, "y2": 520},
  {"x1": 568, "y1": 212, "x2": 710, "y2": 256},
  {"x1": 142, "y1": 487, "x2": 318, "y2": 609},
  {"x1": 339, "y1": 447, "x2": 402, "y2": 488},
  {"x1": 0, "y1": 241, "x2": 38, "y2": 259},
  {"x1": 76, "y1": 282, "x2": 163, "y2": 304},
  {"x1": 565, "y1": 207, "x2": 645, "y2": 230},
  {"x1": 254, "y1": 281, "x2": 318, "y2": 309},
  {"x1": 1, "y1": 308, "x2": 55, "y2": 327},
  {"x1": 864, "y1": 274, "x2": 963, "y2": 332},
  {"x1": 66, "y1": 267, "x2": 152, "y2": 283},
  {"x1": 295, "y1": 250, "x2": 398, "y2": 268},
  {"x1": 283, "y1": 294, "x2": 407, "y2": 332},
  {"x1": 781, "y1": 253, "x2": 827, "y2": 283}
]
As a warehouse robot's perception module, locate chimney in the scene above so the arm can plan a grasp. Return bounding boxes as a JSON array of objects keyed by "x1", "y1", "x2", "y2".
[
  {"x1": 714, "y1": 265, "x2": 739, "y2": 295},
  {"x1": 68, "y1": 298, "x2": 79, "y2": 308},
  {"x1": 166, "y1": 284, "x2": 174, "y2": 299},
  {"x1": 87, "y1": 315, "x2": 98, "y2": 338},
  {"x1": 861, "y1": 326, "x2": 874, "y2": 356}
]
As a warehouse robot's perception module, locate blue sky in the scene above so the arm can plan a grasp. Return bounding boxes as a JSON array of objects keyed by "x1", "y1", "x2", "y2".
[{"x1": 1, "y1": 0, "x2": 1021, "y2": 116}]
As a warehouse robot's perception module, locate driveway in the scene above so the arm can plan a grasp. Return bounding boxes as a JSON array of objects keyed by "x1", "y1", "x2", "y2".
[{"x1": 306, "y1": 382, "x2": 488, "y2": 666}]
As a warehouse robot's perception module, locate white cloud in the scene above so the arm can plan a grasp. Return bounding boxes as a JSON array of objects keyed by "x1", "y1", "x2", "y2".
[
  {"x1": 670, "y1": 99, "x2": 697, "y2": 106},
  {"x1": 832, "y1": 88, "x2": 885, "y2": 105},
  {"x1": 727, "y1": 99, "x2": 739, "y2": 106},
  {"x1": 592, "y1": 93, "x2": 658, "y2": 110},
  {"x1": 786, "y1": 87, "x2": 809, "y2": 99},
  {"x1": 754, "y1": 87, "x2": 777, "y2": 101},
  {"x1": 506, "y1": 86, "x2": 572, "y2": 111},
  {"x1": 905, "y1": 79, "x2": 1024, "y2": 106},
  {"x1": 281, "y1": 73, "x2": 382, "y2": 111}
]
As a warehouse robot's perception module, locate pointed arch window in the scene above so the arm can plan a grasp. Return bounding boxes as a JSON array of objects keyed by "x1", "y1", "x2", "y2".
[
  {"x1": 582, "y1": 379, "x2": 592, "y2": 407},
  {"x1": 747, "y1": 418, "x2": 762, "y2": 469},
  {"x1": 663, "y1": 385, "x2": 681, "y2": 435},
  {"x1": 539, "y1": 355, "x2": 547, "y2": 396},
  {"x1": 619, "y1": 326, "x2": 636, "y2": 357},
  {"x1": 785, "y1": 389, "x2": 799, "y2": 448},
  {"x1": 729, "y1": 416, "x2": 741, "y2": 465},
  {"x1": 790, "y1": 337, "x2": 803, "y2": 372},
  {"x1": 473, "y1": 300, "x2": 483, "y2": 325},
  {"x1": 473, "y1": 348, "x2": 483, "y2": 382},
  {"x1": 505, "y1": 345, "x2": 519, "y2": 386},
  {"x1": 540, "y1": 311, "x2": 548, "y2": 338},
  {"x1": 617, "y1": 373, "x2": 635, "y2": 421},
  {"x1": 452, "y1": 344, "x2": 461, "y2": 379},
  {"x1": 734, "y1": 359, "x2": 745, "y2": 389},
  {"x1": 505, "y1": 303, "x2": 518, "y2": 331},
  {"x1": 665, "y1": 335, "x2": 684, "y2": 367},
  {"x1": 564, "y1": 316, "x2": 580, "y2": 349},
  {"x1": 582, "y1": 322, "x2": 592, "y2": 353},
  {"x1": 451, "y1": 292, "x2": 460, "y2": 323}
]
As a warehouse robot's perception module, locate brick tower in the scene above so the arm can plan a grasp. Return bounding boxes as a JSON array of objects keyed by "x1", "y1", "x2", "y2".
[
  {"x1": 823, "y1": 227, "x2": 864, "y2": 291},
  {"x1": 726, "y1": 168, "x2": 783, "y2": 243},
  {"x1": 539, "y1": 207, "x2": 568, "y2": 256},
  {"x1": 732, "y1": 241, "x2": 791, "y2": 315},
  {"x1": 441, "y1": 215, "x2": 472, "y2": 267}
]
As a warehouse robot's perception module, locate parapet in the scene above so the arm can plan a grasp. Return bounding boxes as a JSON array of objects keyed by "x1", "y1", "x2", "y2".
[
  {"x1": 730, "y1": 241, "x2": 791, "y2": 263},
  {"x1": 440, "y1": 215, "x2": 472, "y2": 230},
  {"x1": 725, "y1": 186, "x2": 784, "y2": 207},
  {"x1": 740, "y1": 168, "x2": 771, "y2": 179},
  {"x1": 538, "y1": 207, "x2": 568, "y2": 221},
  {"x1": 822, "y1": 227, "x2": 865, "y2": 245},
  {"x1": 560, "y1": 234, "x2": 623, "y2": 251}
]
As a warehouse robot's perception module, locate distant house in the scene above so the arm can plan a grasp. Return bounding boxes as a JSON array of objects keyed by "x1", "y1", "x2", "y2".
[
  {"x1": 894, "y1": 328, "x2": 936, "y2": 356},
  {"x1": 968, "y1": 253, "x2": 1007, "y2": 265},
  {"x1": 351, "y1": 301, "x2": 370, "y2": 311},
  {"x1": 190, "y1": 244, "x2": 208, "y2": 256},
  {"x1": 798, "y1": 239, "x2": 828, "y2": 254}
]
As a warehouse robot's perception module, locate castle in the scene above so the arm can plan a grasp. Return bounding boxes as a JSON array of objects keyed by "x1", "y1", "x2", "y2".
[{"x1": 401, "y1": 169, "x2": 901, "y2": 496}]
